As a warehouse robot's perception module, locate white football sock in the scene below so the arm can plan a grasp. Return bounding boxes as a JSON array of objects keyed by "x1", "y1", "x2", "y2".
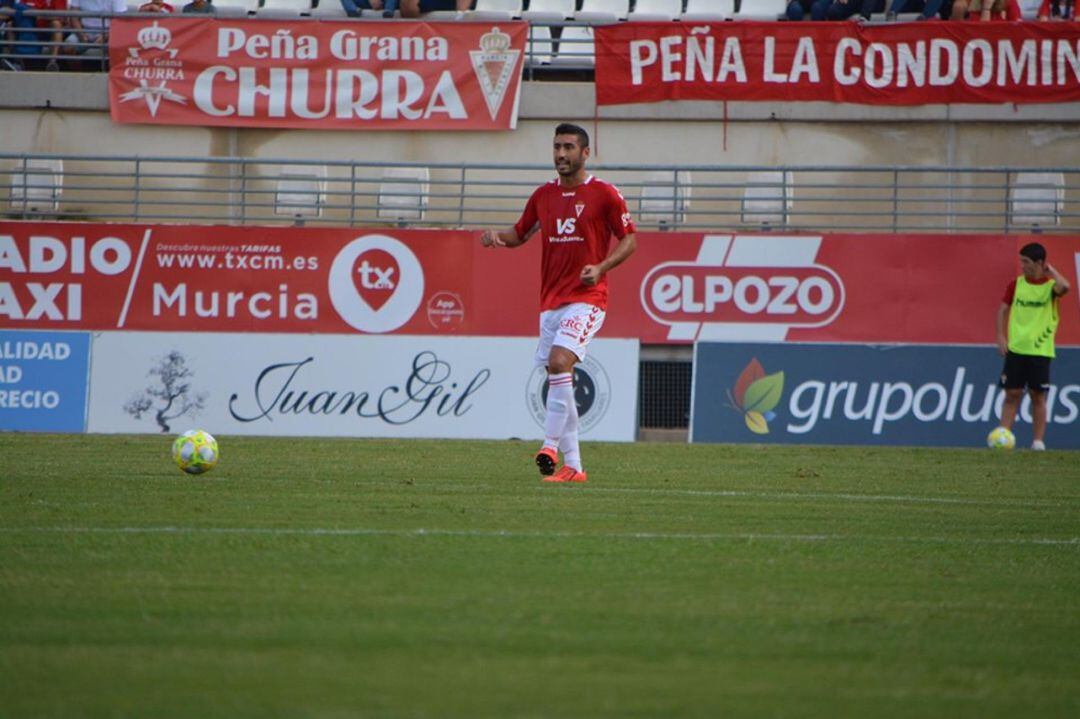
[
  {"x1": 559, "y1": 392, "x2": 582, "y2": 471},
  {"x1": 543, "y1": 372, "x2": 574, "y2": 450}
]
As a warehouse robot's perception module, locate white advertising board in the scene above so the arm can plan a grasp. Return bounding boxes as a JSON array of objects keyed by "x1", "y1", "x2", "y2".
[{"x1": 86, "y1": 333, "x2": 639, "y2": 441}]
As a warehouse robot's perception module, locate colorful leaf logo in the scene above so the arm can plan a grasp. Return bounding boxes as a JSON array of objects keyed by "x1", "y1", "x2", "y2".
[{"x1": 726, "y1": 358, "x2": 784, "y2": 435}]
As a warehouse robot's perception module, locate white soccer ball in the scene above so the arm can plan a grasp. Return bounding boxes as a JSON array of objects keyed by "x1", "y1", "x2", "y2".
[
  {"x1": 171, "y1": 429, "x2": 220, "y2": 474},
  {"x1": 986, "y1": 426, "x2": 1015, "y2": 450}
]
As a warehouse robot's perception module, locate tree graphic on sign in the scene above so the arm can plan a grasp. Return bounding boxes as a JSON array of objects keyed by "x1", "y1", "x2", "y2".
[{"x1": 123, "y1": 350, "x2": 207, "y2": 433}]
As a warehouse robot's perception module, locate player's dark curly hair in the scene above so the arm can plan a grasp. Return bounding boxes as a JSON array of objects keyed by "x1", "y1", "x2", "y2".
[
  {"x1": 554, "y1": 123, "x2": 589, "y2": 148},
  {"x1": 1020, "y1": 242, "x2": 1046, "y2": 263}
]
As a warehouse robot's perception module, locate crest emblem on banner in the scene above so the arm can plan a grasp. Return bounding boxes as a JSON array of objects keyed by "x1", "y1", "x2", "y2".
[
  {"x1": 469, "y1": 27, "x2": 521, "y2": 121},
  {"x1": 117, "y1": 21, "x2": 188, "y2": 117}
]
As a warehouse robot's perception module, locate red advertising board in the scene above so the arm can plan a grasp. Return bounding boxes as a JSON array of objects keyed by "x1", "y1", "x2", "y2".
[
  {"x1": 108, "y1": 19, "x2": 526, "y2": 130},
  {"x1": 1, "y1": 223, "x2": 1078, "y2": 346},
  {"x1": 596, "y1": 21, "x2": 1080, "y2": 106}
]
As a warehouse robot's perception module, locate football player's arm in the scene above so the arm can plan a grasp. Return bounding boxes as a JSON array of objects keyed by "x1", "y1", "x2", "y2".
[
  {"x1": 581, "y1": 232, "x2": 636, "y2": 286},
  {"x1": 1046, "y1": 263, "x2": 1070, "y2": 296},
  {"x1": 481, "y1": 224, "x2": 535, "y2": 249},
  {"x1": 996, "y1": 303, "x2": 1009, "y2": 357}
]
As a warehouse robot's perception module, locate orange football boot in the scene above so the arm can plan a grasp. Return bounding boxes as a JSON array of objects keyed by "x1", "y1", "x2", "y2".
[
  {"x1": 543, "y1": 466, "x2": 588, "y2": 483},
  {"x1": 534, "y1": 446, "x2": 558, "y2": 476}
]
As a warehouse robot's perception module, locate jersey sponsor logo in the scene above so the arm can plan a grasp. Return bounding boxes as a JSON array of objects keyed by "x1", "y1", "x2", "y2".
[
  {"x1": 556, "y1": 218, "x2": 577, "y2": 235},
  {"x1": 640, "y1": 235, "x2": 845, "y2": 341},
  {"x1": 560, "y1": 317, "x2": 584, "y2": 333},
  {"x1": 524, "y1": 355, "x2": 612, "y2": 434},
  {"x1": 328, "y1": 234, "x2": 424, "y2": 333}
]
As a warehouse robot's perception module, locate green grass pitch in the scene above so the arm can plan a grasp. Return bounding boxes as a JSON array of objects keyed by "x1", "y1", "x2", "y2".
[{"x1": 1, "y1": 434, "x2": 1078, "y2": 718}]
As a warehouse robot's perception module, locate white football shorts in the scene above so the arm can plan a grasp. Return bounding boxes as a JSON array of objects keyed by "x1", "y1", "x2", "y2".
[{"x1": 533, "y1": 302, "x2": 606, "y2": 367}]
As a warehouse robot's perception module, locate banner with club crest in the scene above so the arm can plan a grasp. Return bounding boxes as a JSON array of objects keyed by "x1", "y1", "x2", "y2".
[{"x1": 108, "y1": 18, "x2": 527, "y2": 131}]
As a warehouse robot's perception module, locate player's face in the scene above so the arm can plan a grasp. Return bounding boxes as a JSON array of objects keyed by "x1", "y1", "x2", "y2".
[
  {"x1": 553, "y1": 135, "x2": 588, "y2": 177},
  {"x1": 1019, "y1": 255, "x2": 1045, "y2": 280}
]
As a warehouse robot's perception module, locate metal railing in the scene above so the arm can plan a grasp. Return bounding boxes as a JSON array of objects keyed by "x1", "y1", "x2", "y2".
[{"x1": 4, "y1": 153, "x2": 1079, "y2": 233}]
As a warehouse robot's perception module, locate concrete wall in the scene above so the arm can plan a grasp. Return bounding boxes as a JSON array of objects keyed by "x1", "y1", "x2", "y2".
[{"x1": 2, "y1": 73, "x2": 1080, "y2": 168}]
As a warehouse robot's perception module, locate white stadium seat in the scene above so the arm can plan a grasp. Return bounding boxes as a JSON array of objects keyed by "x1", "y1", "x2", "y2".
[
  {"x1": 735, "y1": 0, "x2": 787, "y2": 19},
  {"x1": 472, "y1": 0, "x2": 522, "y2": 18},
  {"x1": 527, "y1": 24, "x2": 555, "y2": 65},
  {"x1": 682, "y1": 0, "x2": 735, "y2": 20},
  {"x1": 628, "y1": 0, "x2": 682, "y2": 21},
  {"x1": 9, "y1": 159, "x2": 63, "y2": 213},
  {"x1": 377, "y1": 167, "x2": 430, "y2": 223},
  {"x1": 255, "y1": 0, "x2": 308, "y2": 18},
  {"x1": 576, "y1": 0, "x2": 629, "y2": 22},
  {"x1": 212, "y1": 0, "x2": 260, "y2": 13},
  {"x1": 274, "y1": 165, "x2": 326, "y2": 219},
  {"x1": 741, "y1": 171, "x2": 794, "y2": 227},
  {"x1": 311, "y1": 2, "x2": 348, "y2": 17},
  {"x1": 639, "y1": 170, "x2": 692, "y2": 227},
  {"x1": 1010, "y1": 172, "x2": 1065, "y2": 228},
  {"x1": 522, "y1": 0, "x2": 575, "y2": 21},
  {"x1": 553, "y1": 25, "x2": 596, "y2": 66}
]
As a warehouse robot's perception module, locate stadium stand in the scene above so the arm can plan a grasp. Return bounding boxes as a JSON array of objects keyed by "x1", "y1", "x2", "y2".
[
  {"x1": 471, "y1": 0, "x2": 523, "y2": 20},
  {"x1": 552, "y1": 24, "x2": 596, "y2": 65},
  {"x1": 575, "y1": 0, "x2": 630, "y2": 22},
  {"x1": 737, "y1": 0, "x2": 788, "y2": 19},
  {"x1": 212, "y1": 0, "x2": 260, "y2": 14},
  {"x1": 638, "y1": 170, "x2": 692, "y2": 228},
  {"x1": 274, "y1": 165, "x2": 327, "y2": 219},
  {"x1": 681, "y1": 0, "x2": 736, "y2": 19},
  {"x1": 255, "y1": 0, "x2": 314, "y2": 17},
  {"x1": 527, "y1": 24, "x2": 555, "y2": 64},
  {"x1": 9, "y1": 158, "x2": 63, "y2": 214},
  {"x1": 377, "y1": 166, "x2": 430, "y2": 223},
  {"x1": 627, "y1": 0, "x2": 684, "y2": 20},
  {"x1": 311, "y1": 1, "x2": 349, "y2": 16},
  {"x1": 741, "y1": 170, "x2": 794, "y2": 228},
  {"x1": 521, "y1": 0, "x2": 576, "y2": 21},
  {"x1": 1009, "y1": 171, "x2": 1066, "y2": 229}
]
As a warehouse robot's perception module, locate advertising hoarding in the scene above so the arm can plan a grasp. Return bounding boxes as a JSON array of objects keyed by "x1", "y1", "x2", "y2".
[
  {"x1": 0, "y1": 330, "x2": 90, "y2": 432},
  {"x1": 86, "y1": 332, "x2": 639, "y2": 441},
  {"x1": 691, "y1": 342, "x2": 1080, "y2": 448},
  {"x1": 3, "y1": 223, "x2": 1077, "y2": 347}
]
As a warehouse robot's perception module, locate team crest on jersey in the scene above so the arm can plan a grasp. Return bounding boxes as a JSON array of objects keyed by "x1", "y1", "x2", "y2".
[{"x1": 575, "y1": 203, "x2": 585, "y2": 218}]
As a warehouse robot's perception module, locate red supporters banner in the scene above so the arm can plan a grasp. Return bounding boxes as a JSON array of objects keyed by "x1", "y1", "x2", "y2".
[
  {"x1": 595, "y1": 21, "x2": 1080, "y2": 106},
  {"x1": 108, "y1": 18, "x2": 526, "y2": 130},
  {"x1": 1, "y1": 223, "x2": 1078, "y2": 347}
]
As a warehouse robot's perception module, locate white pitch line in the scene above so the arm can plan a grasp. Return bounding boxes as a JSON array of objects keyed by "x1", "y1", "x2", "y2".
[
  {"x1": 341, "y1": 479, "x2": 1067, "y2": 507},
  {"x1": 578, "y1": 487, "x2": 1070, "y2": 508},
  {"x1": 2, "y1": 526, "x2": 1078, "y2": 547}
]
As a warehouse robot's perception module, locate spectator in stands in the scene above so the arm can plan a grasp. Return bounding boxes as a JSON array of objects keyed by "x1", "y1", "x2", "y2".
[
  {"x1": 137, "y1": 0, "x2": 174, "y2": 10},
  {"x1": 180, "y1": 0, "x2": 213, "y2": 12},
  {"x1": 68, "y1": 0, "x2": 124, "y2": 55},
  {"x1": 1037, "y1": 0, "x2": 1074, "y2": 17},
  {"x1": 786, "y1": 0, "x2": 827, "y2": 19},
  {"x1": 341, "y1": 0, "x2": 399, "y2": 17},
  {"x1": 952, "y1": 0, "x2": 1020, "y2": 17},
  {"x1": 886, "y1": 0, "x2": 951, "y2": 18},
  {"x1": 2, "y1": 0, "x2": 66, "y2": 70},
  {"x1": 817, "y1": 0, "x2": 883, "y2": 20},
  {"x1": 400, "y1": 0, "x2": 471, "y2": 17}
]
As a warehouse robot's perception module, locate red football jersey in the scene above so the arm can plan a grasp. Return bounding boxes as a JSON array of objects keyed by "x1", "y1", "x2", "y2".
[{"x1": 513, "y1": 175, "x2": 635, "y2": 312}]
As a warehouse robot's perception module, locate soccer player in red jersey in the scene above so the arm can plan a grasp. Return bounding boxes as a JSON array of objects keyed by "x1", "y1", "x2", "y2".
[{"x1": 481, "y1": 123, "x2": 637, "y2": 483}]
